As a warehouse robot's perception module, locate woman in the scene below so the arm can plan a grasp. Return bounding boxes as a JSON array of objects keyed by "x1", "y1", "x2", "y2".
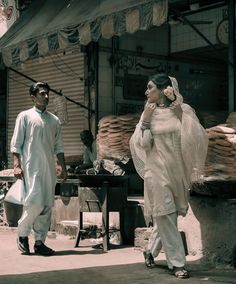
[{"x1": 130, "y1": 74, "x2": 208, "y2": 279}]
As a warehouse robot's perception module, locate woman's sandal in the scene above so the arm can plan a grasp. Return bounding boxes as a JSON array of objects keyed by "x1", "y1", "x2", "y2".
[
  {"x1": 143, "y1": 251, "x2": 156, "y2": 268},
  {"x1": 173, "y1": 267, "x2": 189, "y2": 279}
]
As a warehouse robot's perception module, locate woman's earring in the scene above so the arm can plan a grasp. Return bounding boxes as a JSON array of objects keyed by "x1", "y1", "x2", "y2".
[{"x1": 159, "y1": 93, "x2": 165, "y2": 108}]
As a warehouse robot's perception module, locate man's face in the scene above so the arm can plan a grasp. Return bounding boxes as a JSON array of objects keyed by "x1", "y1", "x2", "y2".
[{"x1": 32, "y1": 87, "x2": 49, "y2": 109}]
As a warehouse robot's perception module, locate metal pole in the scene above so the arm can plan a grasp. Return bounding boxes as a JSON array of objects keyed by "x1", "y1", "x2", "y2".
[{"x1": 228, "y1": 0, "x2": 236, "y2": 112}]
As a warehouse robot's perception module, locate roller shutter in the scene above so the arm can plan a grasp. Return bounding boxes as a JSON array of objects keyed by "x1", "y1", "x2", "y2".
[{"x1": 7, "y1": 48, "x2": 86, "y2": 167}]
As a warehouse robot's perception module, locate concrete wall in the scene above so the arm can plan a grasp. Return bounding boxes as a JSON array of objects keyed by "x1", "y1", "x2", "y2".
[{"x1": 178, "y1": 196, "x2": 236, "y2": 266}]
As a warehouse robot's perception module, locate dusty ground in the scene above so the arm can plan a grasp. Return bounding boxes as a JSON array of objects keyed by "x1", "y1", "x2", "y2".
[{"x1": 0, "y1": 227, "x2": 236, "y2": 284}]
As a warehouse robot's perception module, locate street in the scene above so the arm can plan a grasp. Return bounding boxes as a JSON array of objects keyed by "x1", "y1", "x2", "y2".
[{"x1": 0, "y1": 228, "x2": 236, "y2": 284}]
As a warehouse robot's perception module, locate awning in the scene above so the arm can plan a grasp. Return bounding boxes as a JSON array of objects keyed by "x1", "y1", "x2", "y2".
[{"x1": 0, "y1": 0, "x2": 167, "y2": 67}]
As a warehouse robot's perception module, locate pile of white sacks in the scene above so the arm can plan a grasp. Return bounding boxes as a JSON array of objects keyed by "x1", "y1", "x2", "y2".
[
  {"x1": 97, "y1": 114, "x2": 139, "y2": 160},
  {"x1": 205, "y1": 112, "x2": 236, "y2": 179}
]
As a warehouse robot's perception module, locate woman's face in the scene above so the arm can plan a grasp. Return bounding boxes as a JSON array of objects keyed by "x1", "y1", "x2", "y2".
[{"x1": 145, "y1": 80, "x2": 162, "y2": 104}]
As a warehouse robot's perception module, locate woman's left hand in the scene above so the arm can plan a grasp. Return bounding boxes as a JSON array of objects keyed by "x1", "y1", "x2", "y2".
[{"x1": 163, "y1": 86, "x2": 175, "y2": 101}]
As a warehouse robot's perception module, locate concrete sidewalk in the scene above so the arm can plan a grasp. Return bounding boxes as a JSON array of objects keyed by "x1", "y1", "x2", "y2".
[{"x1": 0, "y1": 227, "x2": 236, "y2": 284}]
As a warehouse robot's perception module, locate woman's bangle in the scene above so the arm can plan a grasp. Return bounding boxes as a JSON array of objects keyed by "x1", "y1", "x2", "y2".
[{"x1": 146, "y1": 102, "x2": 156, "y2": 110}]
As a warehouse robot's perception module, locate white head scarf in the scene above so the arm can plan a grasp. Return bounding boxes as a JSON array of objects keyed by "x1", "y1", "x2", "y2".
[{"x1": 169, "y1": 76, "x2": 183, "y2": 106}]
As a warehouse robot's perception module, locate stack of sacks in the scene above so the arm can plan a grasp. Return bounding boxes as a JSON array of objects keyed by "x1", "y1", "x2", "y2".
[
  {"x1": 97, "y1": 114, "x2": 139, "y2": 159},
  {"x1": 0, "y1": 169, "x2": 14, "y2": 177},
  {"x1": 205, "y1": 124, "x2": 236, "y2": 179}
]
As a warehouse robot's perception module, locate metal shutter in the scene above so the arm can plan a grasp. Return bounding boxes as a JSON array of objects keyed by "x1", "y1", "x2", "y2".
[{"x1": 7, "y1": 48, "x2": 86, "y2": 167}]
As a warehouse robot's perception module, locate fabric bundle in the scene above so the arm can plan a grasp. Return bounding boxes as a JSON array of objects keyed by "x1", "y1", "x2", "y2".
[
  {"x1": 53, "y1": 95, "x2": 68, "y2": 125},
  {"x1": 97, "y1": 114, "x2": 139, "y2": 160},
  {"x1": 205, "y1": 124, "x2": 236, "y2": 179}
]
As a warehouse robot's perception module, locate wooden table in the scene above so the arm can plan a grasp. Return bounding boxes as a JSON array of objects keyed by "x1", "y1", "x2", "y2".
[{"x1": 73, "y1": 174, "x2": 129, "y2": 252}]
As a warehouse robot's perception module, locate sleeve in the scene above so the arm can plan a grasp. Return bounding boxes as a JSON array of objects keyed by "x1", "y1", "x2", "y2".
[
  {"x1": 181, "y1": 104, "x2": 209, "y2": 183},
  {"x1": 92, "y1": 141, "x2": 97, "y2": 161},
  {"x1": 129, "y1": 114, "x2": 153, "y2": 179},
  {"x1": 83, "y1": 148, "x2": 91, "y2": 164},
  {"x1": 139, "y1": 128, "x2": 153, "y2": 150},
  {"x1": 10, "y1": 113, "x2": 26, "y2": 155},
  {"x1": 54, "y1": 120, "x2": 64, "y2": 154},
  {"x1": 135, "y1": 112, "x2": 153, "y2": 150}
]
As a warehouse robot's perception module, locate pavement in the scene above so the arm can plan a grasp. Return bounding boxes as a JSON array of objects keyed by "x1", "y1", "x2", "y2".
[{"x1": 0, "y1": 227, "x2": 236, "y2": 284}]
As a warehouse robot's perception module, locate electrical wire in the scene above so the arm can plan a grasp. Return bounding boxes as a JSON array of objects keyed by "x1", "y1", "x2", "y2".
[
  {"x1": 8, "y1": 75, "x2": 30, "y2": 88},
  {"x1": 49, "y1": 55, "x2": 78, "y2": 79},
  {"x1": 48, "y1": 53, "x2": 84, "y2": 80},
  {"x1": 55, "y1": 52, "x2": 81, "y2": 78}
]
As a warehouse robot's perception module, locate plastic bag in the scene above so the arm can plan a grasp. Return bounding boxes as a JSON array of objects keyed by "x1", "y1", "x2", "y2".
[{"x1": 4, "y1": 179, "x2": 25, "y2": 205}]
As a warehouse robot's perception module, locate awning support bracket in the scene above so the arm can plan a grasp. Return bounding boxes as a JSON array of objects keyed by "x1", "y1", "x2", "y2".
[{"x1": 173, "y1": 10, "x2": 234, "y2": 68}]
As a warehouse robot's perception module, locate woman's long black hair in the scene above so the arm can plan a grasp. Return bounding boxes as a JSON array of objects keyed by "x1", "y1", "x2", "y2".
[{"x1": 149, "y1": 73, "x2": 172, "y2": 89}]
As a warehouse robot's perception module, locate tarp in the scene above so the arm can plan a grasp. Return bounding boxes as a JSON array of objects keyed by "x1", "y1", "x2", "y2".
[{"x1": 0, "y1": 0, "x2": 167, "y2": 66}]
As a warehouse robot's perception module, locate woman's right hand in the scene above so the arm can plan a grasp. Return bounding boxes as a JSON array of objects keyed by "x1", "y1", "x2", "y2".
[{"x1": 142, "y1": 101, "x2": 156, "y2": 122}]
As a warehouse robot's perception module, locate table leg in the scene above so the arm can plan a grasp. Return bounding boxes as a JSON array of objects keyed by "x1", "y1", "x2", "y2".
[
  {"x1": 74, "y1": 211, "x2": 83, "y2": 248},
  {"x1": 119, "y1": 210, "x2": 128, "y2": 245},
  {"x1": 120, "y1": 178, "x2": 128, "y2": 244},
  {"x1": 102, "y1": 181, "x2": 109, "y2": 251}
]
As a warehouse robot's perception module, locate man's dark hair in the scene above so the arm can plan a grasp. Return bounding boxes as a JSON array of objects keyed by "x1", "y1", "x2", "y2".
[
  {"x1": 80, "y1": 130, "x2": 93, "y2": 140},
  {"x1": 29, "y1": 82, "x2": 50, "y2": 96}
]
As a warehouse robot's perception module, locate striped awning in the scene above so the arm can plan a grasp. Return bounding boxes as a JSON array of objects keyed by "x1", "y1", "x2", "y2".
[{"x1": 0, "y1": 0, "x2": 167, "y2": 66}]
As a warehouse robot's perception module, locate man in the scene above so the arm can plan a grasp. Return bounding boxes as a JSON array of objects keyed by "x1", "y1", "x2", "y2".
[
  {"x1": 11, "y1": 81, "x2": 67, "y2": 256},
  {"x1": 75, "y1": 130, "x2": 97, "y2": 172}
]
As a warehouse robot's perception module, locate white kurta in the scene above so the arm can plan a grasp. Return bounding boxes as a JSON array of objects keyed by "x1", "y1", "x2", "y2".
[
  {"x1": 83, "y1": 140, "x2": 97, "y2": 164},
  {"x1": 130, "y1": 105, "x2": 208, "y2": 218},
  {"x1": 11, "y1": 107, "x2": 64, "y2": 207}
]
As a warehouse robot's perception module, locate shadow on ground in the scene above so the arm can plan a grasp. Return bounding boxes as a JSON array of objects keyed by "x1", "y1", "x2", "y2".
[{"x1": 1, "y1": 262, "x2": 236, "y2": 284}]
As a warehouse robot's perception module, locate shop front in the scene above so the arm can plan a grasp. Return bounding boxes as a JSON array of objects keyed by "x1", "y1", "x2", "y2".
[{"x1": 0, "y1": 0, "x2": 236, "y2": 264}]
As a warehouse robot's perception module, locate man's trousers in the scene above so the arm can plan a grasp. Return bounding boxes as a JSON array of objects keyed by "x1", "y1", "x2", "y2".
[{"x1": 18, "y1": 204, "x2": 52, "y2": 242}]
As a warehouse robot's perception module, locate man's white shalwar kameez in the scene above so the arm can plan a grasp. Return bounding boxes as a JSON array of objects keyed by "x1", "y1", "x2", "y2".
[{"x1": 11, "y1": 107, "x2": 64, "y2": 240}]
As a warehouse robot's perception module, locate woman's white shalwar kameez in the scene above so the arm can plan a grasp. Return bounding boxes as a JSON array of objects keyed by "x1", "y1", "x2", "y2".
[{"x1": 130, "y1": 102, "x2": 208, "y2": 269}]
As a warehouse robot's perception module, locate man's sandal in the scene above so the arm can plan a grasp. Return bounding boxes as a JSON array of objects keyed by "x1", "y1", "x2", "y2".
[
  {"x1": 173, "y1": 267, "x2": 189, "y2": 279},
  {"x1": 143, "y1": 251, "x2": 156, "y2": 268}
]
